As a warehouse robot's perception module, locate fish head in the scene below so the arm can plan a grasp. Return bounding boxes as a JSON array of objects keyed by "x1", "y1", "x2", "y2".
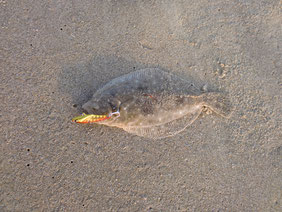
[{"x1": 82, "y1": 95, "x2": 120, "y2": 117}]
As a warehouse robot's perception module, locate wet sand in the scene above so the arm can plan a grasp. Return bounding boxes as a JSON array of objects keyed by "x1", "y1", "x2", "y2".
[{"x1": 1, "y1": 1, "x2": 281, "y2": 211}]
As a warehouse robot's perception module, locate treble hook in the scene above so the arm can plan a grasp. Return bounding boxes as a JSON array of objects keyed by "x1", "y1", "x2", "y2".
[{"x1": 108, "y1": 109, "x2": 120, "y2": 118}]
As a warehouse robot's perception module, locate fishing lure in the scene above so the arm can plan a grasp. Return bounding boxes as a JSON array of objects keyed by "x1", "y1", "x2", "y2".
[{"x1": 72, "y1": 111, "x2": 120, "y2": 124}]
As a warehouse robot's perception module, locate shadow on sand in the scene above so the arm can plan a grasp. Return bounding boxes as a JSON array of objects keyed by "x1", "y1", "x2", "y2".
[
  {"x1": 57, "y1": 55, "x2": 152, "y2": 112},
  {"x1": 57, "y1": 54, "x2": 209, "y2": 111}
]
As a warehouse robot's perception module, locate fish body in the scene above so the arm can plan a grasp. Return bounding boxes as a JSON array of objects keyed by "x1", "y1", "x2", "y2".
[{"x1": 80, "y1": 68, "x2": 232, "y2": 138}]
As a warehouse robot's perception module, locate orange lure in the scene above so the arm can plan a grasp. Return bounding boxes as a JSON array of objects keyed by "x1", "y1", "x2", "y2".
[{"x1": 72, "y1": 113, "x2": 110, "y2": 124}]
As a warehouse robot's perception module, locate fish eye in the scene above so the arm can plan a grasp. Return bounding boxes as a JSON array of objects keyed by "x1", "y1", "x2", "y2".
[{"x1": 109, "y1": 102, "x2": 117, "y2": 112}]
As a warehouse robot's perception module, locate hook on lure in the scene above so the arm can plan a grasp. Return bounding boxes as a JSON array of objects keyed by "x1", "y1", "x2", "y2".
[{"x1": 72, "y1": 109, "x2": 120, "y2": 124}]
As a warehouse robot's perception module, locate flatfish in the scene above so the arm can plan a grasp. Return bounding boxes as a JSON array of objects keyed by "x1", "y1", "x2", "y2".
[{"x1": 80, "y1": 68, "x2": 232, "y2": 138}]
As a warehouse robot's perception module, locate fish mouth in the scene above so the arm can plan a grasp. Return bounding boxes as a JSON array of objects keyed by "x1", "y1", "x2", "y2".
[
  {"x1": 82, "y1": 108, "x2": 90, "y2": 114},
  {"x1": 81, "y1": 107, "x2": 112, "y2": 117}
]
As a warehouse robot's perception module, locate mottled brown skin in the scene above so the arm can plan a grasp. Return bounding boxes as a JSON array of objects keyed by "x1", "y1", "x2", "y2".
[{"x1": 82, "y1": 68, "x2": 231, "y2": 137}]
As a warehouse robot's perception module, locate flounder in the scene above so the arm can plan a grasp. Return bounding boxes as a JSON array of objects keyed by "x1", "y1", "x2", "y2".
[{"x1": 78, "y1": 68, "x2": 232, "y2": 138}]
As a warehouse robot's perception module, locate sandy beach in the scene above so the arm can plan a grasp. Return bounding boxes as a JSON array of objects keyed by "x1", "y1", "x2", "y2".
[{"x1": 1, "y1": 0, "x2": 281, "y2": 211}]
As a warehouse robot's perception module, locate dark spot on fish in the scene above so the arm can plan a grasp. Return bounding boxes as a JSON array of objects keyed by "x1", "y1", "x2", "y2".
[
  {"x1": 176, "y1": 96, "x2": 185, "y2": 104},
  {"x1": 141, "y1": 105, "x2": 154, "y2": 115},
  {"x1": 135, "y1": 97, "x2": 155, "y2": 115}
]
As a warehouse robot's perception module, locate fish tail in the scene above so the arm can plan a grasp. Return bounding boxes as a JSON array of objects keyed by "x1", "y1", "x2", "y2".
[{"x1": 202, "y1": 92, "x2": 233, "y2": 117}]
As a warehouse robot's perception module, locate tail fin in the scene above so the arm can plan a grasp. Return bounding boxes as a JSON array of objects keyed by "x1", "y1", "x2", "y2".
[{"x1": 202, "y1": 92, "x2": 233, "y2": 117}]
